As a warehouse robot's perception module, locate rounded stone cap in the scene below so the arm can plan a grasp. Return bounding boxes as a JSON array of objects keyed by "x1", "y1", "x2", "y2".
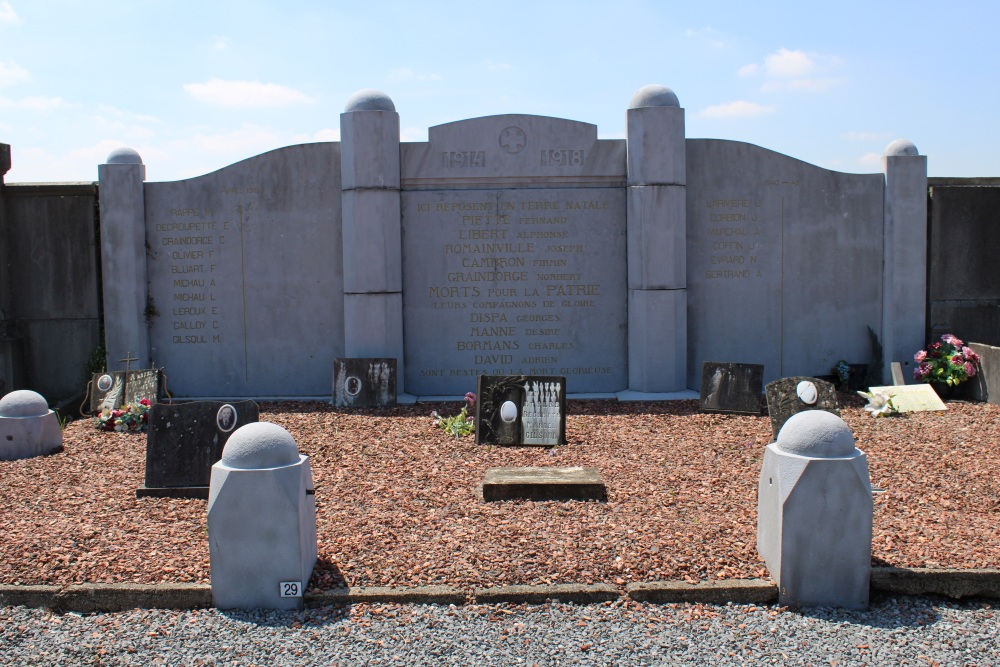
[
  {"x1": 105, "y1": 147, "x2": 143, "y2": 164},
  {"x1": 883, "y1": 139, "x2": 919, "y2": 157},
  {"x1": 776, "y1": 410, "x2": 856, "y2": 458},
  {"x1": 0, "y1": 390, "x2": 49, "y2": 418},
  {"x1": 344, "y1": 88, "x2": 396, "y2": 113},
  {"x1": 629, "y1": 84, "x2": 680, "y2": 109},
  {"x1": 220, "y1": 422, "x2": 299, "y2": 470}
]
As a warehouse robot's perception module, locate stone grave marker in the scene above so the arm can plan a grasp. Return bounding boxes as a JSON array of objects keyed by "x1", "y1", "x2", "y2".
[
  {"x1": 475, "y1": 375, "x2": 566, "y2": 446},
  {"x1": 483, "y1": 467, "x2": 606, "y2": 502},
  {"x1": 967, "y1": 342, "x2": 999, "y2": 405},
  {"x1": 890, "y1": 362, "x2": 906, "y2": 386},
  {"x1": 699, "y1": 361, "x2": 764, "y2": 415},
  {"x1": 90, "y1": 371, "x2": 125, "y2": 414},
  {"x1": 333, "y1": 358, "x2": 396, "y2": 408},
  {"x1": 137, "y1": 399, "x2": 259, "y2": 499},
  {"x1": 125, "y1": 368, "x2": 160, "y2": 405},
  {"x1": 765, "y1": 376, "x2": 840, "y2": 440}
]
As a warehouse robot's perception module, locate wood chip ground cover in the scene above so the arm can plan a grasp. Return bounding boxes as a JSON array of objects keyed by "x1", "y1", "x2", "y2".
[{"x1": 1, "y1": 397, "x2": 997, "y2": 592}]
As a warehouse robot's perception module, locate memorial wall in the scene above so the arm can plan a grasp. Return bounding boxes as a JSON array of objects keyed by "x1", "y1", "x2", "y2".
[{"x1": 98, "y1": 86, "x2": 927, "y2": 398}]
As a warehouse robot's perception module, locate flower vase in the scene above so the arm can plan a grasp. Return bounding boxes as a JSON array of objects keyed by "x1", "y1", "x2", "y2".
[{"x1": 931, "y1": 382, "x2": 956, "y2": 401}]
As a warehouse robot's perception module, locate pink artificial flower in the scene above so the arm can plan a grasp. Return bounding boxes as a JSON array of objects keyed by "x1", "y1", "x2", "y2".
[
  {"x1": 951, "y1": 354, "x2": 965, "y2": 366},
  {"x1": 942, "y1": 334, "x2": 963, "y2": 348},
  {"x1": 963, "y1": 347, "x2": 980, "y2": 363},
  {"x1": 928, "y1": 342, "x2": 942, "y2": 357},
  {"x1": 140, "y1": 398, "x2": 151, "y2": 406},
  {"x1": 914, "y1": 350, "x2": 927, "y2": 362},
  {"x1": 965, "y1": 361, "x2": 978, "y2": 377},
  {"x1": 464, "y1": 392, "x2": 477, "y2": 408}
]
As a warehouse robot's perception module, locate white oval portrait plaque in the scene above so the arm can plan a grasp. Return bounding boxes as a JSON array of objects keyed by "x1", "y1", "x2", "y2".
[
  {"x1": 217, "y1": 404, "x2": 237, "y2": 432},
  {"x1": 500, "y1": 400, "x2": 518, "y2": 423},
  {"x1": 796, "y1": 381, "x2": 818, "y2": 405},
  {"x1": 97, "y1": 374, "x2": 113, "y2": 392}
]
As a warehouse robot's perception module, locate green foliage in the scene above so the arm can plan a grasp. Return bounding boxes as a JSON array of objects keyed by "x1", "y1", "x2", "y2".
[
  {"x1": 84, "y1": 342, "x2": 106, "y2": 376},
  {"x1": 432, "y1": 392, "x2": 476, "y2": 438}
]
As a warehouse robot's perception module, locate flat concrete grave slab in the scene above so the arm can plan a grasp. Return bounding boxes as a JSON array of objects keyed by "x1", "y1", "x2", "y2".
[
  {"x1": 475, "y1": 375, "x2": 566, "y2": 446},
  {"x1": 333, "y1": 358, "x2": 396, "y2": 407},
  {"x1": 866, "y1": 384, "x2": 947, "y2": 413},
  {"x1": 138, "y1": 400, "x2": 259, "y2": 498},
  {"x1": 699, "y1": 361, "x2": 764, "y2": 415},
  {"x1": 483, "y1": 466, "x2": 606, "y2": 502},
  {"x1": 765, "y1": 376, "x2": 839, "y2": 440}
]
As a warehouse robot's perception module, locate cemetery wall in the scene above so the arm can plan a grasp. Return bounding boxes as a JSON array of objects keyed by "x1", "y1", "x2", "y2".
[
  {"x1": 8, "y1": 95, "x2": 1000, "y2": 402},
  {"x1": 0, "y1": 175, "x2": 102, "y2": 401},
  {"x1": 927, "y1": 180, "x2": 1000, "y2": 347}
]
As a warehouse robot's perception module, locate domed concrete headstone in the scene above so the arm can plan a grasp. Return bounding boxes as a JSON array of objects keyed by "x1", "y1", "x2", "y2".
[
  {"x1": 208, "y1": 422, "x2": 317, "y2": 610},
  {"x1": 765, "y1": 376, "x2": 840, "y2": 440},
  {"x1": 0, "y1": 390, "x2": 62, "y2": 460},
  {"x1": 757, "y1": 410, "x2": 872, "y2": 609}
]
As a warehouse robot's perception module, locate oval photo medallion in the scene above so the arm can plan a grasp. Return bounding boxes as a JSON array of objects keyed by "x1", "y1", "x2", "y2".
[
  {"x1": 217, "y1": 403, "x2": 237, "y2": 432},
  {"x1": 97, "y1": 374, "x2": 113, "y2": 392},
  {"x1": 796, "y1": 381, "x2": 818, "y2": 405},
  {"x1": 500, "y1": 400, "x2": 518, "y2": 423},
  {"x1": 345, "y1": 376, "x2": 362, "y2": 397}
]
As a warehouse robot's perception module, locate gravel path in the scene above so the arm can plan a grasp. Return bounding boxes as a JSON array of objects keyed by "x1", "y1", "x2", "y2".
[{"x1": 2, "y1": 597, "x2": 997, "y2": 666}]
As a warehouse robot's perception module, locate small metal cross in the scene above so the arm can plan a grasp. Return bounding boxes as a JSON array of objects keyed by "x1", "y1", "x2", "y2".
[{"x1": 119, "y1": 351, "x2": 138, "y2": 373}]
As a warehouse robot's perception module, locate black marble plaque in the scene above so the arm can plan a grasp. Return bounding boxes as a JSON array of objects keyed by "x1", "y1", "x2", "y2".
[
  {"x1": 699, "y1": 362, "x2": 764, "y2": 415},
  {"x1": 124, "y1": 369, "x2": 160, "y2": 405},
  {"x1": 138, "y1": 400, "x2": 259, "y2": 498},
  {"x1": 333, "y1": 358, "x2": 396, "y2": 408},
  {"x1": 475, "y1": 375, "x2": 566, "y2": 446},
  {"x1": 765, "y1": 376, "x2": 840, "y2": 440}
]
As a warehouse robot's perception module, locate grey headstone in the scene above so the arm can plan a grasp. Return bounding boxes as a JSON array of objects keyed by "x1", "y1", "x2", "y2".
[
  {"x1": 139, "y1": 400, "x2": 259, "y2": 498},
  {"x1": 890, "y1": 362, "x2": 906, "y2": 386},
  {"x1": 475, "y1": 375, "x2": 566, "y2": 446},
  {"x1": 967, "y1": 342, "x2": 999, "y2": 405},
  {"x1": 765, "y1": 376, "x2": 839, "y2": 440},
  {"x1": 699, "y1": 361, "x2": 764, "y2": 415},
  {"x1": 91, "y1": 371, "x2": 125, "y2": 414},
  {"x1": 333, "y1": 358, "x2": 396, "y2": 407}
]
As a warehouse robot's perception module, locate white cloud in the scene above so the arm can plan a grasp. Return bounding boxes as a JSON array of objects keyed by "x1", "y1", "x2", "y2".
[
  {"x1": 387, "y1": 68, "x2": 442, "y2": 83},
  {"x1": 685, "y1": 27, "x2": 726, "y2": 48},
  {"x1": 844, "y1": 130, "x2": 890, "y2": 142},
  {"x1": 484, "y1": 60, "x2": 511, "y2": 72},
  {"x1": 765, "y1": 48, "x2": 815, "y2": 78},
  {"x1": 172, "y1": 124, "x2": 283, "y2": 156},
  {"x1": 312, "y1": 128, "x2": 340, "y2": 142},
  {"x1": 700, "y1": 100, "x2": 776, "y2": 119},
  {"x1": 0, "y1": 60, "x2": 29, "y2": 87},
  {"x1": 857, "y1": 152, "x2": 882, "y2": 168},
  {"x1": 741, "y1": 48, "x2": 844, "y2": 93},
  {"x1": 0, "y1": 1, "x2": 20, "y2": 24},
  {"x1": 213, "y1": 36, "x2": 229, "y2": 50},
  {"x1": 183, "y1": 79, "x2": 314, "y2": 108},
  {"x1": 786, "y1": 77, "x2": 844, "y2": 92},
  {"x1": 0, "y1": 94, "x2": 63, "y2": 111}
]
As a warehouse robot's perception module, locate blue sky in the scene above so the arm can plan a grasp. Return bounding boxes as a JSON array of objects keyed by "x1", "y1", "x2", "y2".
[{"x1": 0, "y1": 0, "x2": 996, "y2": 182}]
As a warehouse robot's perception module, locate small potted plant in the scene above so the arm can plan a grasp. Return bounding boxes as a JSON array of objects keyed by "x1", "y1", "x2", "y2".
[{"x1": 913, "y1": 334, "x2": 980, "y2": 399}]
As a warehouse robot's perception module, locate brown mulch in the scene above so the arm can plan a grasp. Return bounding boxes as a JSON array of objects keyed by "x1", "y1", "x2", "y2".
[{"x1": 1, "y1": 396, "x2": 998, "y2": 593}]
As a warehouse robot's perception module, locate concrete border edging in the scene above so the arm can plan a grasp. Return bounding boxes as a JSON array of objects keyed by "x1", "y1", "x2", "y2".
[
  {"x1": 3, "y1": 569, "x2": 999, "y2": 612},
  {"x1": 627, "y1": 579, "x2": 777, "y2": 604}
]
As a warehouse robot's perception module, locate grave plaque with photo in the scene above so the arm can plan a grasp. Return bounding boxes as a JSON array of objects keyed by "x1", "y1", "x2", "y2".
[
  {"x1": 124, "y1": 368, "x2": 160, "y2": 406},
  {"x1": 699, "y1": 361, "x2": 764, "y2": 415},
  {"x1": 333, "y1": 358, "x2": 397, "y2": 408},
  {"x1": 475, "y1": 375, "x2": 566, "y2": 446},
  {"x1": 765, "y1": 376, "x2": 840, "y2": 440},
  {"x1": 90, "y1": 371, "x2": 125, "y2": 414},
  {"x1": 138, "y1": 399, "x2": 259, "y2": 499}
]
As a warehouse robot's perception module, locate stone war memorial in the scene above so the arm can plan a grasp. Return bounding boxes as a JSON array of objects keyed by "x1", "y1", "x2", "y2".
[{"x1": 97, "y1": 85, "x2": 926, "y2": 398}]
